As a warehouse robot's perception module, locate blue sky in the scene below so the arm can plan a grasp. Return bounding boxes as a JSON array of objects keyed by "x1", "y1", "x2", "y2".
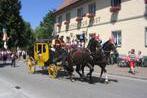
[{"x1": 20, "y1": 0, "x2": 63, "y2": 29}]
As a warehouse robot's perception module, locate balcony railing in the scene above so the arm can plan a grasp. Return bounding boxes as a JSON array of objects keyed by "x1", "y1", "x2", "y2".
[
  {"x1": 64, "y1": 21, "x2": 70, "y2": 25},
  {"x1": 76, "y1": 17, "x2": 83, "y2": 22},
  {"x1": 110, "y1": 6, "x2": 121, "y2": 13},
  {"x1": 86, "y1": 13, "x2": 95, "y2": 18}
]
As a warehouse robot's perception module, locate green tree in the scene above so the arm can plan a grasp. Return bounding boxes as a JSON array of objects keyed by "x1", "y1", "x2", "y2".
[
  {"x1": 0, "y1": 0, "x2": 35, "y2": 49},
  {"x1": 35, "y1": 10, "x2": 55, "y2": 39}
]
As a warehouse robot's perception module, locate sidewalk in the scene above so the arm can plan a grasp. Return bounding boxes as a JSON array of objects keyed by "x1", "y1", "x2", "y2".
[{"x1": 94, "y1": 64, "x2": 147, "y2": 80}]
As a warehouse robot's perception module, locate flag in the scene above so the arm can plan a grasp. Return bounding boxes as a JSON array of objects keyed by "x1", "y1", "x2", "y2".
[{"x1": 2, "y1": 32, "x2": 8, "y2": 41}]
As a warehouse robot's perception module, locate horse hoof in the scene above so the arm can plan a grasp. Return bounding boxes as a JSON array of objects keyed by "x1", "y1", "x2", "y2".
[{"x1": 104, "y1": 80, "x2": 109, "y2": 84}]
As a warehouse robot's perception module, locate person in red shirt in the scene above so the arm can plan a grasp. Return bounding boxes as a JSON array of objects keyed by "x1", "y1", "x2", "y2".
[{"x1": 127, "y1": 49, "x2": 137, "y2": 74}]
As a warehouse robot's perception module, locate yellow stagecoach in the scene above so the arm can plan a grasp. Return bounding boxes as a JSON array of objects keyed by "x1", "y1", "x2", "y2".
[{"x1": 27, "y1": 38, "x2": 61, "y2": 78}]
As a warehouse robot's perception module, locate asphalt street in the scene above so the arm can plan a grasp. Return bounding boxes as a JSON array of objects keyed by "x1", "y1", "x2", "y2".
[{"x1": 0, "y1": 60, "x2": 147, "y2": 98}]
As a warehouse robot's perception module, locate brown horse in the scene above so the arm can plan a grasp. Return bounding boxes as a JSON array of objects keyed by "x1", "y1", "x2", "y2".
[
  {"x1": 65, "y1": 47, "x2": 94, "y2": 82},
  {"x1": 92, "y1": 40, "x2": 116, "y2": 83},
  {"x1": 55, "y1": 39, "x2": 116, "y2": 83}
]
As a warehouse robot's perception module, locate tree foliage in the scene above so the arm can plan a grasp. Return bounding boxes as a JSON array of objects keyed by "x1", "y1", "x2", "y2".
[
  {"x1": 35, "y1": 10, "x2": 55, "y2": 39},
  {"x1": 0, "y1": 0, "x2": 35, "y2": 49}
]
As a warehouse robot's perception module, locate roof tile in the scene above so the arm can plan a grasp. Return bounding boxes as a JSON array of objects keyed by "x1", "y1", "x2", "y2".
[{"x1": 58, "y1": 0, "x2": 79, "y2": 10}]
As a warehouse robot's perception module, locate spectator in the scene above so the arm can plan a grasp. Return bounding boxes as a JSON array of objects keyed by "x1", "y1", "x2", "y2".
[
  {"x1": 136, "y1": 51, "x2": 143, "y2": 67},
  {"x1": 11, "y1": 52, "x2": 17, "y2": 67},
  {"x1": 127, "y1": 49, "x2": 137, "y2": 74},
  {"x1": 22, "y1": 50, "x2": 27, "y2": 59}
]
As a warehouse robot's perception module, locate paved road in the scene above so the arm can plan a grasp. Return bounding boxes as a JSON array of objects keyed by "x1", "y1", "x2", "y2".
[{"x1": 0, "y1": 60, "x2": 147, "y2": 98}]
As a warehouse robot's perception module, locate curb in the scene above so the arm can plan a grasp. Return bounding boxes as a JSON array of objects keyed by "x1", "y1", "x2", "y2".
[{"x1": 107, "y1": 73, "x2": 147, "y2": 80}]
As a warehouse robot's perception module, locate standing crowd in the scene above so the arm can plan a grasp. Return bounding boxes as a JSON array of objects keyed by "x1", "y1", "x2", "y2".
[{"x1": 0, "y1": 48, "x2": 27, "y2": 67}]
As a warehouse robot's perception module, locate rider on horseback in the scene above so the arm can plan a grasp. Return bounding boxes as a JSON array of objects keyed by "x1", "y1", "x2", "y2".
[
  {"x1": 50, "y1": 35, "x2": 68, "y2": 68},
  {"x1": 87, "y1": 33, "x2": 102, "y2": 54},
  {"x1": 50, "y1": 35, "x2": 61, "y2": 64}
]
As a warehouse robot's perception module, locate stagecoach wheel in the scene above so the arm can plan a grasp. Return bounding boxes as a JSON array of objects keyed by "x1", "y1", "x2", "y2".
[
  {"x1": 30, "y1": 66, "x2": 35, "y2": 73},
  {"x1": 27, "y1": 64, "x2": 35, "y2": 73},
  {"x1": 48, "y1": 64, "x2": 58, "y2": 79}
]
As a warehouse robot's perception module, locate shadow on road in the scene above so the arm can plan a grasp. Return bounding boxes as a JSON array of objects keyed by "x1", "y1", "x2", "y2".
[
  {"x1": 66, "y1": 76, "x2": 118, "y2": 84},
  {"x1": 32, "y1": 70, "x2": 118, "y2": 84},
  {"x1": 34, "y1": 70, "x2": 69, "y2": 77}
]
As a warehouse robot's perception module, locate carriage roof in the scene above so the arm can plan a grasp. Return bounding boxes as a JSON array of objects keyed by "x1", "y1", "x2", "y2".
[{"x1": 35, "y1": 37, "x2": 54, "y2": 43}]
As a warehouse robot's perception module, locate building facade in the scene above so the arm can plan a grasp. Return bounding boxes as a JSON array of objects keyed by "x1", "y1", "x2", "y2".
[{"x1": 54, "y1": 0, "x2": 147, "y2": 55}]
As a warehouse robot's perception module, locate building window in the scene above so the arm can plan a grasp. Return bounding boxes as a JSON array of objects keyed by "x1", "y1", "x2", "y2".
[
  {"x1": 112, "y1": 31, "x2": 122, "y2": 47},
  {"x1": 111, "y1": 0, "x2": 121, "y2": 7},
  {"x1": 58, "y1": 15, "x2": 62, "y2": 23},
  {"x1": 66, "y1": 12, "x2": 71, "y2": 21},
  {"x1": 77, "y1": 7, "x2": 83, "y2": 17},
  {"x1": 65, "y1": 13, "x2": 70, "y2": 31},
  {"x1": 88, "y1": 3, "x2": 96, "y2": 14},
  {"x1": 57, "y1": 15, "x2": 62, "y2": 33},
  {"x1": 145, "y1": 28, "x2": 147, "y2": 47}
]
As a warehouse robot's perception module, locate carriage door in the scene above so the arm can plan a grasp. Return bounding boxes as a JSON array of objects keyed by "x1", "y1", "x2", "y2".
[
  {"x1": 37, "y1": 43, "x2": 44, "y2": 66},
  {"x1": 41, "y1": 43, "x2": 49, "y2": 62}
]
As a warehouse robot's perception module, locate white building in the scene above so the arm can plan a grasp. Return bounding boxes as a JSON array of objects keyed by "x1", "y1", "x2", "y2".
[{"x1": 54, "y1": 0, "x2": 147, "y2": 55}]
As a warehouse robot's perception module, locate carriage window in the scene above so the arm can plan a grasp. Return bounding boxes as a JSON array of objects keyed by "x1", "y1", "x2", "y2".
[
  {"x1": 38, "y1": 44, "x2": 42, "y2": 54},
  {"x1": 43, "y1": 44, "x2": 46, "y2": 53},
  {"x1": 112, "y1": 31, "x2": 122, "y2": 47}
]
